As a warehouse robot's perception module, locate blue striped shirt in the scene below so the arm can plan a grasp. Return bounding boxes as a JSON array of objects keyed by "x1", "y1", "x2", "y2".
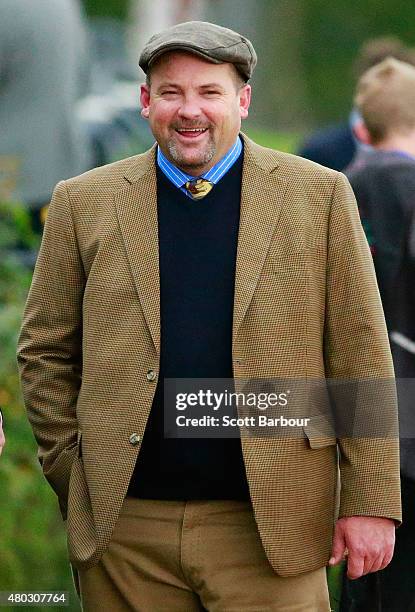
[{"x1": 157, "y1": 136, "x2": 242, "y2": 199}]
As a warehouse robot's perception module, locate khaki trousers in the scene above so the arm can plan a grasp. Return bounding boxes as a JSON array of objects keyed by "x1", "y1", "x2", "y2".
[{"x1": 78, "y1": 498, "x2": 331, "y2": 612}]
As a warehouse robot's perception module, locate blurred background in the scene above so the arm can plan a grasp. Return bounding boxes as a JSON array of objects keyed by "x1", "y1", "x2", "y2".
[{"x1": 1, "y1": 1, "x2": 415, "y2": 610}]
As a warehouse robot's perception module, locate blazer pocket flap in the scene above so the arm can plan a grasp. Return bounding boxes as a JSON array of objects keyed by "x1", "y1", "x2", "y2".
[{"x1": 303, "y1": 419, "x2": 337, "y2": 449}]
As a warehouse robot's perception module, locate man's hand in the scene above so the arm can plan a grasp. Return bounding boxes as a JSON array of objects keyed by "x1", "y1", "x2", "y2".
[{"x1": 329, "y1": 516, "x2": 395, "y2": 579}]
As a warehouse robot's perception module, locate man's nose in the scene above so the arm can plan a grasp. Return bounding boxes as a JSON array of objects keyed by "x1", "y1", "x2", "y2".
[{"x1": 177, "y1": 95, "x2": 202, "y2": 120}]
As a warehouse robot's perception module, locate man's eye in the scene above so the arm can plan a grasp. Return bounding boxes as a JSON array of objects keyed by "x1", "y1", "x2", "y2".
[
  {"x1": 204, "y1": 90, "x2": 220, "y2": 96},
  {"x1": 161, "y1": 90, "x2": 178, "y2": 96}
]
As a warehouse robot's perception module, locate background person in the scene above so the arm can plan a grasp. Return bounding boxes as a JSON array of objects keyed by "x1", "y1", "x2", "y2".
[
  {"x1": 0, "y1": 0, "x2": 91, "y2": 237},
  {"x1": 297, "y1": 37, "x2": 415, "y2": 171},
  {"x1": 343, "y1": 58, "x2": 415, "y2": 612}
]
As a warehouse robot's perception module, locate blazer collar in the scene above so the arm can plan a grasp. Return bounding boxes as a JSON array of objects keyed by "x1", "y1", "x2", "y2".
[{"x1": 122, "y1": 134, "x2": 281, "y2": 184}]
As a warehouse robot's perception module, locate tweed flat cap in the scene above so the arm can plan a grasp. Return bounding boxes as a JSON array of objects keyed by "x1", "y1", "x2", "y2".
[{"x1": 139, "y1": 21, "x2": 257, "y2": 82}]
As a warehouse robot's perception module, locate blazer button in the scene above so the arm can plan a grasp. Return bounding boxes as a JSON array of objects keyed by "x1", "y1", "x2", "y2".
[
  {"x1": 146, "y1": 369, "x2": 157, "y2": 381},
  {"x1": 129, "y1": 433, "x2": 141, "y2": 446}
]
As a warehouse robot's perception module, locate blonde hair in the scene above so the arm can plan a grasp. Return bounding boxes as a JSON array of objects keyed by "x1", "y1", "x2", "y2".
[{"x1": 355, "y1": 57, "x2": 415, "y2": 143}]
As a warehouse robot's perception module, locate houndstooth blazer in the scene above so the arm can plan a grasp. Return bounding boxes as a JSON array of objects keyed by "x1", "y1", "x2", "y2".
[{"x1": 17, "y1": 134, "x2": 401, "y2": 577}]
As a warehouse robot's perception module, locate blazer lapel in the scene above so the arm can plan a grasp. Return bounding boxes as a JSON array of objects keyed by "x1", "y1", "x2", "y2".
[
  {"x1": 114, "y1": 138, "x2": 288, "y2": 356},
  {"x1": 115, "y1": 146, "x2": 160, "y2": 355},
  {"x1": 233, "y1": 136, "x2": 288, "y2": 346}
]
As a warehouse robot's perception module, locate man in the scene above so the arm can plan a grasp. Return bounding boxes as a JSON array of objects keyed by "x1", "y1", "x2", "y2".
[
  {"x1": 344, "y1": 57, "x2": 415, "y2": 612},
  {"x1": 0, "y1": 0, "x2": 91, "y2": 235},
  {"x1": 17, "y1": 22, "x2": 401, "y2": 611}
]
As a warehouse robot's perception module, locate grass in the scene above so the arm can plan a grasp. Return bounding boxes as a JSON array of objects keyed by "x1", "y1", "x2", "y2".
[{"x1": 244, "y1": 127, "x2": 303, "y2": 154}]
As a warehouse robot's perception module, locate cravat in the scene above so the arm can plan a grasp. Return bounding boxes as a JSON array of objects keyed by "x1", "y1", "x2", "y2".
[{"x1": 184, "y1": 178, "x2": 213, "y2": 200}]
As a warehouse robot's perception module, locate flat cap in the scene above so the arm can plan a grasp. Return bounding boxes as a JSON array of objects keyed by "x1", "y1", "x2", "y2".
[{"x1": 139, "y1": 21, "x2": 257, "y2": 82}]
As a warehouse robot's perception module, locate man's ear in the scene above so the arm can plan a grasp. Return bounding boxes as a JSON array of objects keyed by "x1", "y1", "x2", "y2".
[
  {"x1": 353, "y1": 120, "x2": 372, "y2": 146},
  {"x1": 140, "y1": 83, "x2": 150, "y2": 119},
  {"x1": 239, "y1": 84, "x2": 251, "y2": 120}
]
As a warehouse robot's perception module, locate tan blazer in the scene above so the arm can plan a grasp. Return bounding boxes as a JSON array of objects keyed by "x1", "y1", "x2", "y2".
[{"x1": 17, "y1": 135, "x2": 401, "y2": 577}]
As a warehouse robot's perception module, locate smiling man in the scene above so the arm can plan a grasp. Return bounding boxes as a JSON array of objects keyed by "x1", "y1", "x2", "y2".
[
  {"x1": 17, "y1": 21, "x2": 401, "y2": 611},
  {"x1": 140, "y1": 50, "x2": 250, "y2": 176}
]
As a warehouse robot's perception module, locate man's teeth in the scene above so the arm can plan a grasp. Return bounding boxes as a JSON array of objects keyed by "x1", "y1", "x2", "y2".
[{"x1": 177, "y1": 128, "x2": 207, "y2": 132}]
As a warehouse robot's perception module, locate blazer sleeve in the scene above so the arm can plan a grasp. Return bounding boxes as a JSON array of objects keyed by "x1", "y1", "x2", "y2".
[
  {"x1": 16, "y1": 180, "x2": 85, "y2": 519},
  {"x1": 324, "y1": 172, "x2": 402, "y2": 523}
]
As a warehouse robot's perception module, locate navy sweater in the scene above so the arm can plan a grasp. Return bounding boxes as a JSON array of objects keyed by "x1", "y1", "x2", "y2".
[{"x1": 127, "y1": 151, "x2": 250, "y2": 500}]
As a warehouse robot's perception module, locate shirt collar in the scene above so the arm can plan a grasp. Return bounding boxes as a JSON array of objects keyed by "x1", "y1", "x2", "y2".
[
  {"x1": 157, "y1": 136, "x2": 242, "y2": 189},
  {"x1": 387, "y1": 149, "x2": 415, "y2": 162}
]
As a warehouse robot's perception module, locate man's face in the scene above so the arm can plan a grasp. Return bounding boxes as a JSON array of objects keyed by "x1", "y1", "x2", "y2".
[{"x1": 140, "y1": 51, "x2": 251, "y2": 176}]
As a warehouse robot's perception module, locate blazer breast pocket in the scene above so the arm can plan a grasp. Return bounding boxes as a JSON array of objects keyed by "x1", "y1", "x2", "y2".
[
  {"x1": 263, "y1": 240, "x2": 326, "y2": 276},
  {"x1": 262, "y1": 249, "x2": 308, "y2": 276}
]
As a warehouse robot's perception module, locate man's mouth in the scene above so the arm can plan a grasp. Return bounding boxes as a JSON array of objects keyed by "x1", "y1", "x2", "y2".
[{"x1": 175, "y1": 127, "x2": 209, "y2": 138}]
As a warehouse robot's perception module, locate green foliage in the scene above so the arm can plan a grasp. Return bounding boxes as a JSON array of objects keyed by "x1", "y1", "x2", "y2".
[
  {"x1": 245, "y1": 128, "x2": 302, "y2": 153},
  {"x1": 82, "y1": 0, "x2": 129, "y2": 20},
  {"x1": 0, "y1": 204, "x2": 80, "y2": 610},
  {"x1": 327, "y1": 561, "x2": 345, "y2": 612}
]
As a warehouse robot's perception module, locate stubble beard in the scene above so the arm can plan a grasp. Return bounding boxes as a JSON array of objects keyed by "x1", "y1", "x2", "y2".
[{"x1": 167, "y1": 130, "x2": 216, "y2": 173}]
